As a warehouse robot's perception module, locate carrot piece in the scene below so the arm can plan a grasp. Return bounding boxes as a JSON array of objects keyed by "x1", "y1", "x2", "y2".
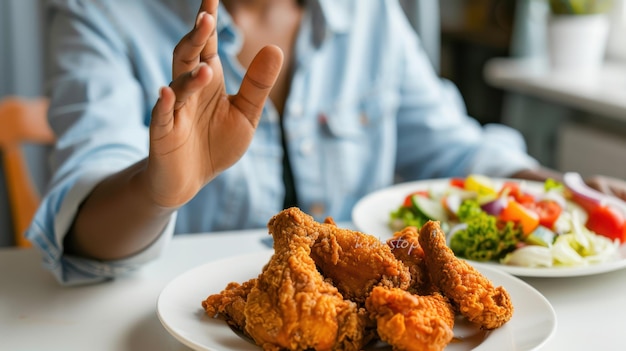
[{"x1": 499, "y1": 200, "x2": 540, "y2": 235}]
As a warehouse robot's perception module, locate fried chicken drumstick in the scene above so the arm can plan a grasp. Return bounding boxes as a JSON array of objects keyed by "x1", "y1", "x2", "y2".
[
  {"x1": 243, "y1": 208, "x2": 374, "y2": 351},
  {"x1": 418, "y1": 220, "x2": 514, "y2": 329}
]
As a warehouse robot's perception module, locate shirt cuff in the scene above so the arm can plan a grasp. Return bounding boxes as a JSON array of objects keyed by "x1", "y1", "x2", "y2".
[
  {"x1": 468, "y1": 124, "x2": 540, "y2": 178},
  {"x1": 55, "y1": 215, "x2": 176, "y2": 286},
  {"x1": 39, "y1": 170, "x2": 176, "y2": 285}
]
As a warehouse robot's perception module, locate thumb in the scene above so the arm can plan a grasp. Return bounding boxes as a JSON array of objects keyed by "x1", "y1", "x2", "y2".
[{"x1": 230, "y1": 45, "x2": 284, "y2": 126}]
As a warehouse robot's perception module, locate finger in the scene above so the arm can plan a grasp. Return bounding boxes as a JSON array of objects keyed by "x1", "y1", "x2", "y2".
[
  {"x1": 172, "y1": 11, "x2": 215, "y2": 78},
  {"x1": 198, "y1": 0, "x2": 219, "y2": 63},
  {"x1": 607, "y1": 180, "x2": 626, "y2": 201},
  {"x1": 168, "y1": 63, "x2": 214, "y2": 111},
  {"x1": 150, "y1": 87, "x2": 176, "y2": 140},
  {"x1": 231, "y1": 45, "x2": 284, "y2": 124},
  {"x1": 611, "y1": 188, "x2": 626, "y2": 201},
  {"x1": 587, "y1": 176, "x2": 606, "y2": 192},
  {"x1": 587, "y1": 176, "x2": 626, "y2": 201}
]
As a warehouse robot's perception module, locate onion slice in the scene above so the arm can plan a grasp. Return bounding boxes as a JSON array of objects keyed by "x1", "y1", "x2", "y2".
[
  {"x1": 480, "y1": 196, "x2": 508, "y2": 216},
  {"x1": 563, "y1": 172, "x2": 626, "y2": 216}
]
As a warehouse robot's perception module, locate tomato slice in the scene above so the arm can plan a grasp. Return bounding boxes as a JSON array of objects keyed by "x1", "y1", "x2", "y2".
[
  {"x1": 528, "y1": 200, "x2": 562, "y2": 229},
  {"x1": 500, "y1": 182, "x2": 534, "y2": 206},
  {"x1": 402, "y1": 190, "x2": 429, "y2": 208},
  {"x1": 585, "y1": 206, "x2": 626, "y2": 242},
  {"x1": 567, "y1": 189, "x2": 601, "y2": 214},
  {"x1": 449, "y1": 178, "x2": 466, "y2": 189}
]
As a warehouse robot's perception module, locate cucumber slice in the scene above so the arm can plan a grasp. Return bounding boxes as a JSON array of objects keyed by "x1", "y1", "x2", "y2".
[
  {"x1": 525, "y1": 226, "x2": 556, "y2": 247},
  {"x1": 412, "y1": 195, "x2": 448, "y2": 221}
]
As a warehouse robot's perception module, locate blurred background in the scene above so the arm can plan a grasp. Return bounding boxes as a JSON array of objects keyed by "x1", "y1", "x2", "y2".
[{"x1": 1, "y1": 0, "x2": 625, "y2": 247}]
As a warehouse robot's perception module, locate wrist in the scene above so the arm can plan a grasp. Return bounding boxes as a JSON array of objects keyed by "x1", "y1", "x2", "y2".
[{"x1": 131, "y1": 159, "x2": 180, "y2": 214}]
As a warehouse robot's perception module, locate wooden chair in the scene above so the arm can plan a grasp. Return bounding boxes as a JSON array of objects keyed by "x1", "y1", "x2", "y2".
[{"x1": 0, "y1": 97, "x2": 54, "y2": 248}]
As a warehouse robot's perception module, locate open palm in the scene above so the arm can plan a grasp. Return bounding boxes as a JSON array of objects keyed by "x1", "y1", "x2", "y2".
[{"x1": 147, "y1": 0, "x2": 283, "y2": 209}]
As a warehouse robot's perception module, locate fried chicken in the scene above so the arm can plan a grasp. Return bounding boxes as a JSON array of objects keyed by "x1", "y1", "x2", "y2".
[
  {"x1": 203, "y1": 209, "x2": 514, "y2": 350},
  {"x1": 365, "y1": 287, "x2": 455, "y2": 351},
  {"x1": 202, "y1": 278, "x2": 256, "y2": 333},
  {"x1": 306, "y1": 214, "x2": 411, "y2": 304},
  {"x1": 243, "y1": 207, "x2": 373, "y2": 351},
  {"x1": 387, "y1": 226, "x2": 434, "y2": 295},
  {"x1": 418, "y1": 220, "x2": 514, "y2": 330}
]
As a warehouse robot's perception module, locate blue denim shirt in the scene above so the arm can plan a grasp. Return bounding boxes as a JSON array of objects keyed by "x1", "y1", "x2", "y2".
[{"x1": 27, "y1": 0, "x2": 538, "y2": 284}]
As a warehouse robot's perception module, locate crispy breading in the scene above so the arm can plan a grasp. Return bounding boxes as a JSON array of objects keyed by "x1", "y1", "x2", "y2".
[
  {"x1": 243, "y1": 208, "x2": 374, "y2": 351},
  {"x1": 202, "y1": 209, "x2": 515, "y2": 351},
  {"x1": 418, "y1": 220, "x2": 514, "y2": 330},
  {"x1": 309, "y1": 215, "x2": 412, "y2": 304},
  {"x1": 387, "y1": 226, "x2": 435, "y2": 295},
  {"x1": 202, "y1": 278, "x2": 256, "y2": 333},
  {"x1": 366, "y1": 287, "x2": 455, "y2": 351}
]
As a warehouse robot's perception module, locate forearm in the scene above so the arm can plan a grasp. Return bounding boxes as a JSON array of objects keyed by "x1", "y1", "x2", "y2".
[
  {"x1": 509, "y1": 167, "x2": 564, "y2": 183},
  {"x1": 65, "y1": 159, "x2": 176, "y2": 261}
]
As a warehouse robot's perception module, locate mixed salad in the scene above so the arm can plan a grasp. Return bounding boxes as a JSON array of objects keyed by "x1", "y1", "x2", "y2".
[{"x1": 389, "y1": 173, "x2": 626, "y2": 268}]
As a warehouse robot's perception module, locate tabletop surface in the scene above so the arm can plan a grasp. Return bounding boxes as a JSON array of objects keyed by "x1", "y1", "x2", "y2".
[
  {"x1": 1, "y1": 227, "x2": 626, "y2": 351},
  {"x1": 483, "y1": 57, "x2": 626, "y2": 122}
]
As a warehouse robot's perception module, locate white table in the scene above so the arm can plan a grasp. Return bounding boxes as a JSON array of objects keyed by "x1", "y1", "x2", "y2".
[
  {"x1": 1, "y1": 227, "x2": 626, "y2": 350},
  {"x1": 483, "y1": 57, "x2": 626, "y2": 122}
]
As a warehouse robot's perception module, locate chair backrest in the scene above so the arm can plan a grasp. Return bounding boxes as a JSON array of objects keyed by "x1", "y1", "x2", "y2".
[{"x1": 0, "y1": 96, "x2": 54, "y2": 248}]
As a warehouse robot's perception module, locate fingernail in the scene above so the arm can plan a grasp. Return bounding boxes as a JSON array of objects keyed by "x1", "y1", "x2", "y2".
[
  {"x1": 159, "y1": 86, "x2": 168, "y2": 99},
  {"x1": 196, "y1": 12, "x2": 206, "y2": 27},
  {"x1": 191, "y1": 64, "x2": 203, "y2": 77}
]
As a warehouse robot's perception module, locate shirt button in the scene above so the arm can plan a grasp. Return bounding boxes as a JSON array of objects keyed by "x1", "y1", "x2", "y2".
[
  {"x1": 290, "y1": 103, "x2": 304, "y2": 117},
  {"x1": 360, "y1": 113, "x2": 369, "y2": 126},
  {"x1": 300, "y1": 139, "x2": 314, "y2": 155}
]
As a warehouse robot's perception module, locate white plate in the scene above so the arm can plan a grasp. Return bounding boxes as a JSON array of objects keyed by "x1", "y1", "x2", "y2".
[
  {"x1": 157, "y1": 251, "x2": 556, "y2": 351},
  {"x1": 352, "y1": 178, "x2": 626, "y2": 278}
]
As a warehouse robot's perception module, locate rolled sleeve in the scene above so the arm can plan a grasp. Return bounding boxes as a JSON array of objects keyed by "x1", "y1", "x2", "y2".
[
  {"x1": 466, "y1": 124, "x2": 540, "y2": 177},
  {"x1": 26, "y1": 170, "x2": 177, "y2": 286}
]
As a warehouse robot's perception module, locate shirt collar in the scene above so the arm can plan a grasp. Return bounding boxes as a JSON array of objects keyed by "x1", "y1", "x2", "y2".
[
  {"x1": 315, "y1": 0, "x2": 352, "y2": 34},
  {"x1": 216, "y1": 3, "x2": 243, "y2": 54},
  {"x1": 216, "y1": 3, "x2": 232, "y2": 33}
]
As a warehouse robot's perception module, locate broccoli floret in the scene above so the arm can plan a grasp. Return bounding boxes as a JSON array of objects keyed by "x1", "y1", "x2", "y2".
[
  {"x1": 389, "y1": 206, "x2": 429, "y2": 230},
  {"x1": 450, "y1": 200, "x2": 524, "y2": 261},
  {"x1": 456, "y1": 199, "x2": 484, "y2": 222}
]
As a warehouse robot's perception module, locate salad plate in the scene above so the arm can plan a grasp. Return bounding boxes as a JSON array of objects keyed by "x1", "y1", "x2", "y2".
[
  {"x1": 157, "y1": 251, "x2": 557, "y2": 351},
  {"x1": 352, "y1": 178, "x2": 626, "y2": 278}
]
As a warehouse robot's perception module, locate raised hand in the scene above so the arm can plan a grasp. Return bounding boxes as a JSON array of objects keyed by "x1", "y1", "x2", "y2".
[{"x1": 147, "y1": 0, "x2": 284, "y2": 209}]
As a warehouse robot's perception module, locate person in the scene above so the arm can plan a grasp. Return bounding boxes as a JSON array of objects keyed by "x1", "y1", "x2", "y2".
[{"x1": 28, "y1": 0, "x2": 626, "y2": 285}]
